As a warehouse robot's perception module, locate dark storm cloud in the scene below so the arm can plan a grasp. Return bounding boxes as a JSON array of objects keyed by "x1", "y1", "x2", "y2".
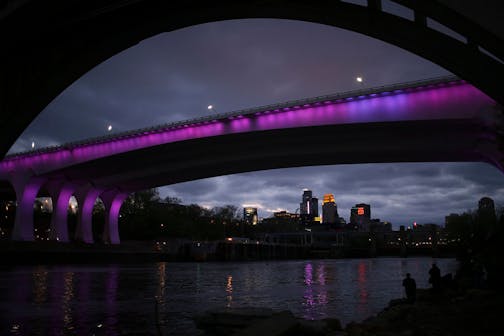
[{"x1": 8, "y1": 19, "x2": 503, "y2": 227}]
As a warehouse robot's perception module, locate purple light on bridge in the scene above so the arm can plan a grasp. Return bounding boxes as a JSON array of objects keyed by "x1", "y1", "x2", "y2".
[{"x1": 0, "y1": 81, "x2": 495, "y2": 177}]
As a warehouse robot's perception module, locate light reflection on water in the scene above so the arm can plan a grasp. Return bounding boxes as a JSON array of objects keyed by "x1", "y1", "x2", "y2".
[{"x1": 0, "y1": 257, "x2": 458, "y2": 335}]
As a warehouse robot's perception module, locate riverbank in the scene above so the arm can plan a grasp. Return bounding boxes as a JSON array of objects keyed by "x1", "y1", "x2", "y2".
[
  {"x1": 194, "y1": 287, "x2": 501, "y2": 336},
  {"x1": 344, "y1": 287, "x2": 501, "y2": 336},
  {"x1": 0, "y1": 240, "x2": 168, "y2": 264},
  {"x1": 0, "y1": 240, "x2": 456, "y2": 265}
]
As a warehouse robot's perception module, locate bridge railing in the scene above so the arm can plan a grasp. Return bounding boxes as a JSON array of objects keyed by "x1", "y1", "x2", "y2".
[{"x1": 4, "y1": 75, "x2": 461, "y2": 160}]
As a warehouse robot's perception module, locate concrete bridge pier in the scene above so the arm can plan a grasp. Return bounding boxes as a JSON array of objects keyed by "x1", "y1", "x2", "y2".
[
  {"x1": 47, "y1": 181, "x2": 76, "y2": 242},
  {"x1": 101, "y1": 190, "x2": 129, "y2": 244},
  {"x1": 11, "y1": 175, "x2": 45, "y2": 241},
  {"x1": 74, "y1": 185, "x2": 102, "y2": 244}
]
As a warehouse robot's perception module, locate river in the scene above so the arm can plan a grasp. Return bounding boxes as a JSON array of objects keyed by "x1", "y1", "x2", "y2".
[{"x1": 0, "y1": 257, "x2": 458, "y2": 335}]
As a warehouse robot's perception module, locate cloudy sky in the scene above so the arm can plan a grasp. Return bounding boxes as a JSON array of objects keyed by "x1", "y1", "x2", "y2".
[{"x1": 9, "y1": 19, "x2": 504, "y2": 227}]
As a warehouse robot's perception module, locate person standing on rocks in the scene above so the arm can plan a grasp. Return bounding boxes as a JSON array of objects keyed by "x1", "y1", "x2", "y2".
[
  {"x1": 402, "y1": 273, "x2": 417, "y2": 303},
  {"x1": 429, "y1": 263, "x2": 441, "y2": 293}
]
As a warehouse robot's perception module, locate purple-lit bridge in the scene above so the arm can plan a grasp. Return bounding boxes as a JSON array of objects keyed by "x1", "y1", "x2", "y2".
[{"x1": 0, "y1": 76, "x2": 501, "y2": 244}]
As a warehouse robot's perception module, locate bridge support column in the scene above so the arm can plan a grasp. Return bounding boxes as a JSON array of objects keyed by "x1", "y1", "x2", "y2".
[
  {"x1": 74, "y1": 186, "x2": 101, "y2": 244},
  {"x1": 47, "y1": 181, "x2": 76, "y2": 242},
  {"x1": 101, "y1": 190, "x2": 129, "y2": 244},
  {"x1": 11, "y1": 176, "x2": 45, "y2": 241}
]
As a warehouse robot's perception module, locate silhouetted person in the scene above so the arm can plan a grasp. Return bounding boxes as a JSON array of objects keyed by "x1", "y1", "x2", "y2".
[
  {"x1": 429, "y1": 263, "x2": 441, "y2": 293},
  {"x1": 472, "y1": 260, "x2": 486, "y2": 288},
  {"x1": 402, "y1": 273, "x2": 416, "y2": 303}
]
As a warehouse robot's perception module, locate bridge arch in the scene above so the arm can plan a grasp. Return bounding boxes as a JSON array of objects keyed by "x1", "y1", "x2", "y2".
[
  {"x1": 1, "y1": 0, "x2": 502, "y2": 158},
  {"x1": 33, "y1": 185, "x2": 53, "y2": 241},
  {"x1": 0, "y1": 180, "x2": 16, "y2": 239}
]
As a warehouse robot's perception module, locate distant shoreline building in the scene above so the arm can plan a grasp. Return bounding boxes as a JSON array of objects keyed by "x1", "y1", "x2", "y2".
[
  {"x1": 243, "y1": 207, "x2": 258, "y2": 226},
  {"x1": 350, "y1": 203, "x2": 371, "y2": 231}
]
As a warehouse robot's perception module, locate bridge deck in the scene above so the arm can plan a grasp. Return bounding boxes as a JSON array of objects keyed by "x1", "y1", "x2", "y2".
[{"x1": 4, "y1": 75, "x2": 463, "y2": 160}]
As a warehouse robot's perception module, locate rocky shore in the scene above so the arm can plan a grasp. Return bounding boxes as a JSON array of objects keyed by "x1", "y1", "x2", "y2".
[
  {"x1": 344, "y1": 288, "x2": 501, "y2": 336},
  {"x1": 194, "y1": 288, "x2": 501, "y2": 336}
]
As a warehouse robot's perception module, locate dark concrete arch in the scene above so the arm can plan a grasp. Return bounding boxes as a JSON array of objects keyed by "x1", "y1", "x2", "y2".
[
  {"x1": 0, "y1": 179, "x2": 16, "y2": 200},
  {"x1": 1, "y1": 0, "x2": 503, "y2": 159},
  {"x1": 0, "y1": 179, "x2": 16, "y2": 239}
]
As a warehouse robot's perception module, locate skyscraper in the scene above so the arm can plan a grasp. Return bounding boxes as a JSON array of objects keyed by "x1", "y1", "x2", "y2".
[
  {"x1": 300, "y1": 189, "x2": 318, "y2": 224},
  {"x1": 243, "y1": 207, "x2": 258, "y2": 225},
  {"x1": 322, "y1": 193, "x2": 338, "y2": 224},
  {"x1": 350, "y1": 203, "x2": 371, "y2": 231},
  {"x1": 300, "y1": 189, "x2": 311, "y2": 215},
  {"x1": 300, "y1": 189, "x2": 318, "y2": 216}
]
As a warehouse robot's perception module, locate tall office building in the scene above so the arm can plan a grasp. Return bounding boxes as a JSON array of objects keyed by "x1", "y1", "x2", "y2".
[
  {"x1": 300, "y1": 189, "x2": 318, "y2": 225},
  {"x1": 350, "y1": 203, "x2": 371, "y2": 231},
  {"x1": 300, "y1": 189, "x2": 311, "y2": 215},
  {"x1": 322, "y1": 193, "x2": 338, "y2": 224},
  {"x1": 300, "y1": 189, "x2": 318, "y2": 217},
  {"x1": 243, "y1": 207, "x2": 258, "y2": 225}
]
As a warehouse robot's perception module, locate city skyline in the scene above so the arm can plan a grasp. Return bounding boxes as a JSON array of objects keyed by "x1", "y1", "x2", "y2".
[{"x1": 8, "y1": 19, "x2": 504, "y2": 228}]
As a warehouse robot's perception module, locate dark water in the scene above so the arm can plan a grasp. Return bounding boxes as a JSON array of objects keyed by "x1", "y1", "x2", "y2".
[{"x1": 0, "y1": 257, "x2": 458, "y2": 335}]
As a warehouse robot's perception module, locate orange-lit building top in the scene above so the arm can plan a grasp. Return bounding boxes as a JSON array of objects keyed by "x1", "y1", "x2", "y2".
[{"x1": 323, "y1": 194, "x2": 335, "y2": 204}]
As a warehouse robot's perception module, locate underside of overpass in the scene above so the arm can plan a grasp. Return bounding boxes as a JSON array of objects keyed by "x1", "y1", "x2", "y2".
[
  {"x1": 42, "y1": 118, "x2": 498, "y2": 192},
  {"x1": 1, "y1": 0, "x2": 503, "y2": 158}
]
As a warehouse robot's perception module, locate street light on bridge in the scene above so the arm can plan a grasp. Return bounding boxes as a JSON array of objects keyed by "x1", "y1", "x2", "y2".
[{"x1": 207, "y1": 105, "x2": 218, "y2": 113}]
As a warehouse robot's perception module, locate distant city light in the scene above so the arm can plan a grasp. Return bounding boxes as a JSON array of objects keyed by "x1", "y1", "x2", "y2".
[
  {"x1": 356, "y1": 76, "x2": 363, "y2": 83},
  {"x1": 207, "y1": 105, "x2": 213, "y2": 110},
  {"x1": 31, "y1": 141, "x2": 35, "y2": 148},
  {"x1": 107, "y1": 125, "x2": 112, "y2": 131}
]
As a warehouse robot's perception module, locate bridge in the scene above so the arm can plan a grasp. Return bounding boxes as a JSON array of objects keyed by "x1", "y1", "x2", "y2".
[
  {"x1": 1, "y1": 0, "x2": 503, "y2": 160},
  {"x1": 0, "y1": 76, "x2": 500, "y2": 244}
]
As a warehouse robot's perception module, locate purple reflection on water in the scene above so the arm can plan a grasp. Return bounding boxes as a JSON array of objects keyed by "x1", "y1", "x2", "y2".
[
  {"x1": 302, "y1": 262, "x2": 329, "y2": 320},
  {"x1": 304, "y1": 263, "x2": 313, "y2": 286},
  {"x1": 303, "y1": 262, "x2": 314, "y2": 311}
]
